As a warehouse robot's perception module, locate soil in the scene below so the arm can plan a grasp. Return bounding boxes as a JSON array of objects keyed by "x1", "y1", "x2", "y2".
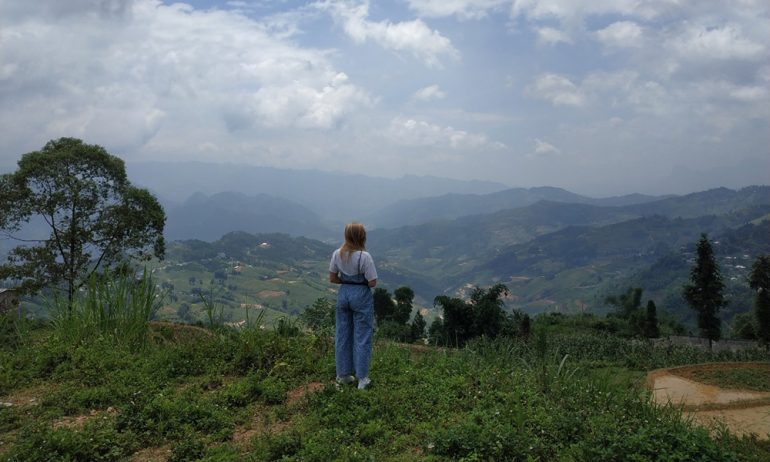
[
  {"x1": 256, "y1": 290, "x2": 285, "y2": 298},
  {"x1": 648, "y1": 362, "x2": 770, "y2": 439}
]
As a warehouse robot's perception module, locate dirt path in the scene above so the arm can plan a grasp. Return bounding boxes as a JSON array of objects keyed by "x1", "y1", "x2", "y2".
[{"x1": 648, "y1": 363, "x2": 770, "y2": 439}]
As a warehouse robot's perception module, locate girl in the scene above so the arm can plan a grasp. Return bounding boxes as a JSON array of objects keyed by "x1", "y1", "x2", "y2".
[{"x1": 328, "y1": 223, "x2": 378, "y2": 389}]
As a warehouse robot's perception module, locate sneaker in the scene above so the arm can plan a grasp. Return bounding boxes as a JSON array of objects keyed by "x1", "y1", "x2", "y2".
[
  {"x1": 336, "y1": 375, "x2": 355, "y2": 385},
  {"x1": 357, "y1": 377, "x2": 371, "y2": 390}
]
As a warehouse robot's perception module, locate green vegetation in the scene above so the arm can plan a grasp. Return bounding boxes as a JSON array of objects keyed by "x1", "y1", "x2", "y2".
[
  {"x1": 749, "y1": 255, "x2": 770, "y2": 347},
  {"x1": 685, "y1": 366, "x2": 770, "y2": 392},
  {"x1": 0, "y1": 138, "x2": 165, "y2": 301},
  {"x1": 1, "y1": 310, "x2": 769, "y2": 461},
  {"x1": 684, "y1": 234, "x2": 727, "y2": 349}
]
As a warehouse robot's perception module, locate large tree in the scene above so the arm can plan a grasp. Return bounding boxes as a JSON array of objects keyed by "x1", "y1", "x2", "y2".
[
  {"x1": 749, "y1": 255, "x2": 770, "y2": 347},
  {"x1": 683, "y1": 234, "x2": 726, "y2": 349},
  {"x1": 0, "y1": 138, "x2": 165, "y2": 302}
]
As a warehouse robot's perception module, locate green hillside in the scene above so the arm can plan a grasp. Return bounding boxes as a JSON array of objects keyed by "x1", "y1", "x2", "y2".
[{"x1": 1, "y1": 319, "x2": 768, "y2": 461}]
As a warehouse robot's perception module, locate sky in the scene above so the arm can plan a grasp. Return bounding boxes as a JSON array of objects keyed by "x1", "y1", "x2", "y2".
[{"x1": 0, "y1": 0, "x2": 768, "y2": 196}]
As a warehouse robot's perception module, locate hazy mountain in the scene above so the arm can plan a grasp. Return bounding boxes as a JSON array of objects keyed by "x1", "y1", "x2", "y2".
[
  {"x1": 365, "y1": 186, "x2": 669, "y2": 229},
  {"x1": 467, "y1": 206, "x2": 770, "y2": 314},
  {"x1": 367, "y1": 186, "x2": 770, "y2": 279},
  {"x1": 168, "y1": 231, "x2": 335, "y2": 266},
  {"x1": 622, "y1": 186, "x2": 770, "y2": 218},
  {"x1": 164, "y1": 192, "x2": 333, "y2": 242},
  {"x1": 127, "y1": 161, "x2": 508, "y2": 222}
]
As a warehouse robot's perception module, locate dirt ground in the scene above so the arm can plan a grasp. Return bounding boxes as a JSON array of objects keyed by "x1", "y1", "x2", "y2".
[{"x1": 648, "y1": 363, "x2": 770, "y2": 439}]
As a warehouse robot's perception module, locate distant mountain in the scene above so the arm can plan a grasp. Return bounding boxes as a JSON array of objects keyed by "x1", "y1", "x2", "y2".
[
  {"x1": 467, "y1": 206, "x2": 770, "y2": 314},
  {"x1": 127, "y1": 161, "x2": 508, "y2": 222},
  {"x1": 168, "y1": 231, "x2": 335, "y2": 265},
  {"x1": 368, "y1": 201, "x2": 641, "y2": 278},
  {"x1": 367, "y1": 187, "x2": 770, "y2": 280},
  {"x1": 622, "y1": 186, "x2": 770, "y2": 218},
  {"x1": 614, "y1": 219, "x2": 770, "y2": 327},
  {"x1": 164, "y1": 192, "x2": 333, "y2": 242},
  {"x1": 365, "y1": 186, "x2": 669, "y2": 229}
]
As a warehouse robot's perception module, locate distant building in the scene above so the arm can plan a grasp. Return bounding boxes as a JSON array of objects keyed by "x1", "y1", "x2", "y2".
[{"x1": 0, "y1": 289, "x2": 20, "y2": 315}]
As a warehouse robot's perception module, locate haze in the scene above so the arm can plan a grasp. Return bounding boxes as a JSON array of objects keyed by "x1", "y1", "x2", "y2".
[{"x1": 0, "y1": 0, "x2": 768, "y2": 196}]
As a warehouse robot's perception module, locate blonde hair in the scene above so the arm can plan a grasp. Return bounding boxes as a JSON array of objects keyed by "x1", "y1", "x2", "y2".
[{"x1": 340, "y1": 222, "x2": 366, "y2": 261}]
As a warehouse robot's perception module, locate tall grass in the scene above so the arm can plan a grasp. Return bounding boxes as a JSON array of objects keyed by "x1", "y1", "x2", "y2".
[{"x1": 49, "y1": 270, "x2": 162, "y2": 351}]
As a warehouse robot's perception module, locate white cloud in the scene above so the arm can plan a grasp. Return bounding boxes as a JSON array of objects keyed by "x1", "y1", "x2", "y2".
[
  {"x1": 413, "y1": 84, "x2": 446, "y2": 101},
  {"x1": 669, "y1": 23, "x2": 765, "y2": 61},
  {"x1": 533, "y1": 138, "x2": 560, "y2": 156},
  {"x1": 316, "y1": 0, "x2": 459, "y2": 67},
  {"x1": 0, "y1": 0, "x2": 373, "y2": 156},
  {"x1": 406, "y1": 0, "x2": 508, "y2": 20},
  {"x1": 536, "y1": 27, "x2": 572, "y2": 45},
  {"x1": 526, "y1": 74, "x2": 585, "y2": 106},
  {"x1": 595, "y1": 21, "x2": 644, "y2": 48},
  {"x1": 387, "y1": 116, "x2": 504, "y2": 150}
]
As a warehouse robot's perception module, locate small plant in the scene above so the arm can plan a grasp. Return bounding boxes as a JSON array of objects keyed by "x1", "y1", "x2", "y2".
[
  {"x1": 49, "y1": 269, "x2": 162, "y2": 351},
  {"x1": 197, "y1": 285, "x2": 224, "y2": 328}
]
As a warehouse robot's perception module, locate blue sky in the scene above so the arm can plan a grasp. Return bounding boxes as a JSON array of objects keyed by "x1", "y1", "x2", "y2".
[{"x1": 0, "y1": 0, "x2": 768, "y2": 195}]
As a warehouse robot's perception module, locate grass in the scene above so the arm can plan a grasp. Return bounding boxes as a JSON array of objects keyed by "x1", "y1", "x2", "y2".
[
  {"x1": 685, "y1": 365, "x2": 770, "y2": 392},
  {"x1": 1, "y1": 313, "x2": 770, "y2": 461}
]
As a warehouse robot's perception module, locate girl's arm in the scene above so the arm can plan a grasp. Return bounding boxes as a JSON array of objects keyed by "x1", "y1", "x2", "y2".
[
  {"x1": 329, "y1": 272, "x2": 341, "y2": 284},
  {"x1": 367, "y1": 279, "x2": 377, "y2": 288}
]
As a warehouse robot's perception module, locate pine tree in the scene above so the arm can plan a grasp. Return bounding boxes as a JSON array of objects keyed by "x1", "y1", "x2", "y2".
[
  {"x1": 749, "y1": 255, "x2": 770, "y2": 348},
  {"x1": 644, "y1": 300, "x2": 660, "y2": 338},
  {"x1": 683, "y1": 234, "x2": 726, "y2": 350},
  {"x1": 410, "y1": 310, "x2": 426, "y2": 341}
]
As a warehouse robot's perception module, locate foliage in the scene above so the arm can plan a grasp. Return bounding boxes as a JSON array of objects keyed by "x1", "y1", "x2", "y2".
[
  {"x1": 749, "y1": 255, "x2": 770, "y2": 346},
  {"x1": 300, "y1": 297, "x2": 335, "y2": 334},
  {"x1": 1, "y1": 319, "x2": 769, "y2": 460},
  {"x1": 392, "y1": 286, "x2": 414, "y2": 325},
  {"x1": 49, "y1": 270, "x2": 162, "y2": 351},
  {"x1": 372, "y1": 287, "x2": 395, "y2": 326},
  {"x1": 410, "y1": 309, "x2": 426, "y2": 340},
  {"x1": 687, "y1": 366, "x2": 770, "y2": 392},
  {"x1": 644, "y1": 300, "x2": 660, "y2": 338},
  {"x1": 431, "y1": 283, "x2": 512, "y2": 346},
  {"x1": 683, "y1": 234, "x2": 727, "y2": 348},
  {"x1": 732, "y1": 312, "x2": 757, "y2": 340},
  {"x1": 0, "y1": 138, "x2": 165, "y2": 300}
]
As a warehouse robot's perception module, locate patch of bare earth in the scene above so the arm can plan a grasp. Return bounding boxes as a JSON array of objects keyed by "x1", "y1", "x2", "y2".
[
  {"x1": 128, "y1": 444, "x2": 172, "y2": 462},
  {"x1": 0, "y1": 383, "x2": 49, "y2": 407},
  {"x1": 52, "y1": 407, "x2": 117, "y2": 430},
  {"x1": 257, "y1": 290, "x2": 285, "y2": 298},
  {"x1": 232, "y1": 382, "x2": 325, "y2": 447},
  {"x1": 648, "y1": 363, "x2": 770, "y2": 439}
]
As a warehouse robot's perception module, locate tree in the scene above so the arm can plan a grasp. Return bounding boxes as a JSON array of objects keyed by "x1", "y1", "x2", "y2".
[
  {"x1": 432, "y1": 283, "x2": 510, "y2": 347},
  {"x1": 410, "y1": 309, "x2": 426, "y2": 341},
  {"x1": 301, "y1": 297, "x2": 335, "y2": 334},
  {"x1": 749, "y1": 255, "x2": 770, "y2": 347},
  {"x1": 373, "y1": 287, "x2": 396, "y2": 325},
  {"x1": 683, "y1": 234, "x2": 726, "y2": 350},
  {"x1": 393, "y1": 286, "x2": 414, "y2": 325},
  {"x1": 0, "y1": 138, "x2": 165, "y2": 302},
  {"x1": 604, "y1": 287, "x2": 645, "y2": 337},
  {"x1": 643, "y1": 300, "x2": 660, "y2": 339}
]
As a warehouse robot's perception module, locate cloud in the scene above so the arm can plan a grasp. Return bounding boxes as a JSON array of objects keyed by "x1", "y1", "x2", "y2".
[
  {"x1": 533, "y1": 138, "x2": 560, "y2": 156},
  {"x1": 406, "y1": 0, "x2": 508, "y2": 20},
  {"x1": 668, "y1": 23, "x2": 765, "y2": 61},
  {"x1": 595, "y1": 21, "x2": 644, "y2": 48},
  {"x1": 526, "y1": 74, "x2": 585, "y2": 106},
  {"x1": 413, "y1": 84, "x2": 446, "y2": 101},
  {"x1": 536, "y1": 27, "x2": 572, "y2": 45},
  {"x1": 387, "y1": 116, "x2": 505, "y2": 150},
  {"x1": 316, "y1": 0, "x2": 459, "y2": 67},
  {"x1": 0, "y1": 0, "x2": 373, "y2": 156}
]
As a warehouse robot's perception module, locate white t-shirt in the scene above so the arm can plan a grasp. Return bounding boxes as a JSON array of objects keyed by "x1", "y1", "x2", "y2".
[{"x1": 329, "y1": 249, "x2": 378, "y2": 281}]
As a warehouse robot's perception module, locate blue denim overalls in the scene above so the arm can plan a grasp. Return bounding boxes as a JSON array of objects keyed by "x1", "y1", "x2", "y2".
[{"x1": 335, "y1": 251, "x2": 374, "y2": 380}]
